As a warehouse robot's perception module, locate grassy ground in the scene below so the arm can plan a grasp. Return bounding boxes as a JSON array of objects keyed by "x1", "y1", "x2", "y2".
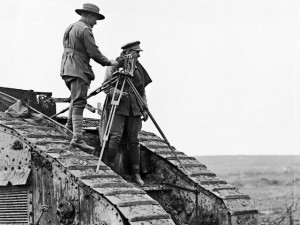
[{"x1": 196, "y1": 155, "x2": 300, "y2": 225}]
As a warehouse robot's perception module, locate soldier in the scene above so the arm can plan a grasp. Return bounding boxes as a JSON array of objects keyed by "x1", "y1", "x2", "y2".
[
  {"x1": 60, "y1": 3, "x2": 118, "y2": 151},
  {"x1": 100, "y1": 41, "x2": 152, "y2": 185}
]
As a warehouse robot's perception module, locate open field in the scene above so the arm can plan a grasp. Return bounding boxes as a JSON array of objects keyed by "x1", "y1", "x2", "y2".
[{"x1": 196, "y1": 156, "x2": 300, "y2": 225}]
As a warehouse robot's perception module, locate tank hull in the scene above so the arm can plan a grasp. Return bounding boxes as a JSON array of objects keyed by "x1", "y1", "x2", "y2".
[{"x1": 0, "y1": 89, "x2": 259, "y2": 225}]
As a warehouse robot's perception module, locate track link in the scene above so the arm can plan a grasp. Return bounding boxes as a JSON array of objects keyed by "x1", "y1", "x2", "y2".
[{"x1": 139, "y1": 131, "x2": 259, "y2": 219}]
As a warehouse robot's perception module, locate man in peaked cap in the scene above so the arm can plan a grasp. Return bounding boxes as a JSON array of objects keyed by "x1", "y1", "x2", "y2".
[
  {"x1": 121, "y1": 41, "x2": 143, "y2": 51},
  {"x1": 60, "y1": 3, "x2": 118, "y2": 151},
  {"x1": 99, "y1": 41, "x2": 152, "y2": 185}
]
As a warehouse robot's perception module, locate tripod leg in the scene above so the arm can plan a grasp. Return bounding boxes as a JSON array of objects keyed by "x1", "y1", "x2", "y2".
[
  {"x1": 51, "y1": 76, "x2": 118, "y2": 119},
  {"x1": 96, "y1": 76, "x2": 127, "y2": 172},
  {"x1": 97, "y1": 104, "x2": 117, "y2": 171},
  {"x1": 126, "y1": 78, "x2": 187, "y2": 173}
]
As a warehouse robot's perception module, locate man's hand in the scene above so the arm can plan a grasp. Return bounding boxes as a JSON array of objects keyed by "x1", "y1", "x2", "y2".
[
  {"x1": 110, "y1": 60, "x2": 118, "y2": 67},
  {"x1": 109, "y1": 88, "x2": 128, "y2": 99},
  {"x1": 142, "y1": 110, "x2": 149, "y2": 121}
]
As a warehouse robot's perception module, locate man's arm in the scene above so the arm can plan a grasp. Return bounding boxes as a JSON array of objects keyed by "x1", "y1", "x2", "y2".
[{"x1": 83, "y1": 28, "x2": 118, "y2": 66}]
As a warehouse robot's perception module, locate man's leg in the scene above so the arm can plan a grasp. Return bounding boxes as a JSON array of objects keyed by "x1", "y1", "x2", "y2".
[
  {"x1": 106, "y1": 114, "x2": 125, "y2": 169},
  {"x1": 64, "y1": 78, "x2": 73, "y2": 129},
  {"x1": 69, "y1": 78, "x2": 94, "y2": 151},
  {"x1": 126, "y1": 115, "x2": 143, "y2": 185},
  {"x1": 65, "y1": 100, "x2": 73, "y2": 129}
]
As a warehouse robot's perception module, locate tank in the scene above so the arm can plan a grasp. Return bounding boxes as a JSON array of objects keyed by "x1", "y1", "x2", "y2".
[{"x1": 0, "y1": 87, "x2": 259, "y2": 225}]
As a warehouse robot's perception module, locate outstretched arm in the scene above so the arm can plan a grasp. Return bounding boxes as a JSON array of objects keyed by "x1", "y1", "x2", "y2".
[{"x1": 83, "y1": 28, "x2": 118, "y2": 66}]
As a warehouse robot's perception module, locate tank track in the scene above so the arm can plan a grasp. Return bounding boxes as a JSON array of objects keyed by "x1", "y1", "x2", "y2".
[
  {"x1": 139, "y1": 131, "x2": 259, "y2": 223},
  {"x1": 0, "y1": 114, "x2": 175, "y2": 225}
]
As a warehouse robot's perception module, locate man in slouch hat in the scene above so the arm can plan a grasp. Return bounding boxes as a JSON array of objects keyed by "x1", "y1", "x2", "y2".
[
  {"x1": 60, "y1": 3, "x2": 118, "y2": 151},
  {"x1": 100, "y1": 41, "x2": 152, "y2": 185}
]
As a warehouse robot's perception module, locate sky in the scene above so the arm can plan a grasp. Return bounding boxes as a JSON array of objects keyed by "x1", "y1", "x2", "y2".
[{"x1": 0, "y1": 0, "x2": 299, "y2": 156}]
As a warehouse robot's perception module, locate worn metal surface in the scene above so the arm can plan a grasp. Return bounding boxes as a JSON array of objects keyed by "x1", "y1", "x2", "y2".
[{"x1": 0, "y1": 125, "x2": 31, "y2": 186}]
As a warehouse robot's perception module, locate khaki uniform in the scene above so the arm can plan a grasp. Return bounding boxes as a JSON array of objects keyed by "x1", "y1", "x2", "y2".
[{"x1": 60, "y1": 20, "x2": 111, "y2": 85}]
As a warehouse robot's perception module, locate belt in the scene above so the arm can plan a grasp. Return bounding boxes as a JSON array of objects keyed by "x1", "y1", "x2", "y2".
[{"x1": 64, "y1": 48, "x2": 89, "y2": 61}]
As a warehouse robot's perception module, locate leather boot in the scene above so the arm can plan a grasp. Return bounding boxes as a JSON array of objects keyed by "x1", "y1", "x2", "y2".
[
  {"x1": 132, "y1": 164, "x2": 144, "y2": 185},
  {"x1": 71, "y1": 114, "x2": 94, "y2": 152},
  {"x1": 65, "y1": 101, "x2": 73, "y2": 130},
  {"x1": 70, "y1": 136, "x2": 95, "y2": 152},
  {"x1": 132, "y1": 174, "x2": 144, "y2": 186},
  {"x1": 106, "y1": 147, "x2": 118, "y2": 172},
  {"x1": 66, "y1": 123, "x2": 86, "y2": 133}
]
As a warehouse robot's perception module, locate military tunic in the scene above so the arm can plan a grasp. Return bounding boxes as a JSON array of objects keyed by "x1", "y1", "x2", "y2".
[{"x1": 60, "y1": 20, "x2": 111, "y2": 85}]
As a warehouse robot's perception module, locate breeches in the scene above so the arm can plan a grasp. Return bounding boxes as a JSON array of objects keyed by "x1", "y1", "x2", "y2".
[{"x1": 64, "y1": 77, "x2": 88, "y2": 110}]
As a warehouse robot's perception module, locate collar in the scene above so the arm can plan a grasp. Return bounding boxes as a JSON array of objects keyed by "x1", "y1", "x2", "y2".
[{"x1": 79, "y1": 19, "x2": 91, "y2": 28}]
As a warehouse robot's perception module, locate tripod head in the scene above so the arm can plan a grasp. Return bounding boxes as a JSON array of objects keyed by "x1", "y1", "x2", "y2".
[
  {"x1": 113, "y1": 53, "x2": 136, "y2": 77},
  {"x1": 123, "y1": 53, "x2": 136, "y2": 76}
]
